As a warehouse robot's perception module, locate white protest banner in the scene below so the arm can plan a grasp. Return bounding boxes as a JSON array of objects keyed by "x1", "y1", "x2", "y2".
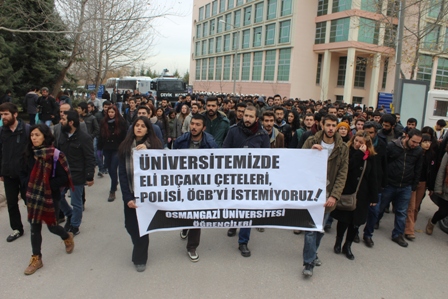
[{"x1": 133, "y1": 148, "x2": 328, "y2": 236}]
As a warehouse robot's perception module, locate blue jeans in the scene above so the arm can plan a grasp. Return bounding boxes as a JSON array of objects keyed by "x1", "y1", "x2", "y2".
[
  {"x1": 59, "y1": 185, "x2": 84, "y2": 228},
  {"x1": 103, "y1": 150, "x2": 119, "y2": 192},
  {"x1": 117, "y1": 102, "x2": 123, "y2": 114},
  {"x1": 378, "y1": 185, "x2": 412, "y2": 238},
  {"x1": 44, "y1": 120, "x2": 52, "y2": 127},
  {"x1": 94, "y1": 138, "x2": 106, "y2": 173},
  {"x1": 363, "y1": 193, "x2": 381, "y2": 238},
  {"x1": 303, "y1": 212, "x2": 330, "y2": 266},
  {"x1": 326, "y1": 216, "x2": 333, "y2": 227},
  {"x1": 238, "y1": 228, "x2": 251, "y2": 244}
]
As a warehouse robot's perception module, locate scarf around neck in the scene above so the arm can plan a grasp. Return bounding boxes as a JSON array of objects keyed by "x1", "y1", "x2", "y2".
[{"x1": 27, "y1": 145, "x2": 73, "y2": 225}]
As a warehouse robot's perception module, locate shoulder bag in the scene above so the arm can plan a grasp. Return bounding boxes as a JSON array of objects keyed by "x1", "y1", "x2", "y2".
[{"x1": 336, "y1": 159, "x2": 367, "y2": 211}]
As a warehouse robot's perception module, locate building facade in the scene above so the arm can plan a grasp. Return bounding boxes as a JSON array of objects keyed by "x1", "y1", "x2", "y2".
[{"x1": 190, "y1": 0, "x2": 402, "y2": 106}]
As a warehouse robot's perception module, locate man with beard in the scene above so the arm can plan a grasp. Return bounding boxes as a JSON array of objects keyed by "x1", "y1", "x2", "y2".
[
  {"x1": 378, "y1": 114, "x2": 398, "y2": 143},
  {"x1": 229, "y1": 102, "x2": 247, "y2": 126},
  {"x1": 182, "y1": 103, "x2": 200, "y2": 133},
  {"x1": 174, "y1": 114, "x2": 218, "y2": 262},
  {"x1": 294, "y1": 113, "x2": 315, "y2": 148},
  {"x1": 203, "y1": 96, "x2": 230, "y2": 148},
  {"x1": 77, "y1": 102, "x2": 99, "y2": 140},
  {"x1": 223, "y1": 106, "x2": 270, "y2": 257},
  {"x1": 0, "y1": 103, "x2": 30, "y2": 242},
  {"x1": 55, "y1": 111, "x2": 95, "y2": 236},
  {"x1": 274, "y1": 106, "x2": 292, "y2": 148},
  {"x1": 262, "y1": 111, "x2": 284, "y2": 148},
  {"x1": 301, "y1": 114, "x2": 348, "y2": 277},
  {"x1": 367, "y1": 129, "x2": 423, "y2": 248}
]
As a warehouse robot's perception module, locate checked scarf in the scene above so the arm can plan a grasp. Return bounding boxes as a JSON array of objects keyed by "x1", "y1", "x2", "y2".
[{"x1": 27, "y1": 146, "x2": 73, "y2": 225}]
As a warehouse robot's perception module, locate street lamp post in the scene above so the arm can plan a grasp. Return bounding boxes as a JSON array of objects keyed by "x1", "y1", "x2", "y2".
[{"x1": 219, "y1": 19, "x2": 239, "y2": 96}]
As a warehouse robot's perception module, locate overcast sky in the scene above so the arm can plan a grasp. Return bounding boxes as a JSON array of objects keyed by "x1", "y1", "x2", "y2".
[{"x1": 145, "y1": 0, "x2": 193, "y2": 76}]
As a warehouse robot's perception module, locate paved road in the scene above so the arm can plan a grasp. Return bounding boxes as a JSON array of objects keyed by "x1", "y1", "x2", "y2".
[{"x1": 0, "y1": 176, "x2": 447, "y2": 299}]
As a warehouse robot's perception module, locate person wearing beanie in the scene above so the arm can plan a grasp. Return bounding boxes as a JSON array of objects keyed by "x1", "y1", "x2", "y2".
[{"x1": 337, "y1": 121, "x2": 351, "y2": 143}]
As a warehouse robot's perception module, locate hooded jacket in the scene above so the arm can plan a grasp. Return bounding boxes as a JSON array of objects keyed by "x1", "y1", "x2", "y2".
[
  {"x1": 173, "y1": 131, "x2": 218, "y2": 149},
  {"x1": 303, "y1": 131, "x2": 349, "y2": 213}
]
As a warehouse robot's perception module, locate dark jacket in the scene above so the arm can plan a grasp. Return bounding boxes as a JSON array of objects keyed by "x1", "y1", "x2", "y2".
[
  {"x1": 222, "y1": 121, "x2": 270, "y2": 149},
  {"x1": 55, "y1": 128, "x2": 95, "y2": 185},
  {"x1": 331, "y1": 148, "x2": 378, "y2": 226},
  {"x1": 386, "y1": 138, "x2": 423, "y2": 191},
  {"x1": 203, "y1": 112, "x2": 230, "y2": 148},
  {"x1": 174, "y1": 131, "x2": 218, "y2": 149},
  {"x1": 373, "y1": 136, "x2": 388, "y2": 190},
  {"x1": 0, "y1": 120, "x2": 29, "y2": 178},
  {"x1": 59, "y1": 95, "x2": 72, "y2": 107},
  {"x1": 82, "y1": 113, "x2": 99, "y2": 139},
  {"x1": 24, "y1": 92, "x2": 39, "y2": 114},
  {"x1": 420, "y1": 149, "x2": 438, "y2": 191},
  {"x1": 303, "y1": 131, "x2": 349, "y2": 213},
  {"x1": 37, "y1": 96, "x2": 57, "y2": 121},
  {"x1": 274, "y1": 120, "x2": 292, "y2": 148},
  {"x1": 124, "y1": 109, "x2": 138, "y2": 127},
  {"x1": 98, "y1": 120, "x2": 128, "y2": 151}
]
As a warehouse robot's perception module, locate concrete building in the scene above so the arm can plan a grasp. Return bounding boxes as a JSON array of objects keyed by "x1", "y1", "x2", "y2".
[{"x1": 189, "y1": 0, "x2": 401, "y2": 106}]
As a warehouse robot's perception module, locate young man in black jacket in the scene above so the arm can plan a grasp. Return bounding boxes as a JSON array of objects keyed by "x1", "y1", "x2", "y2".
[
  {"x1": 222, "y1": 105, "x2": 270, "y2": 257},
  {"x1": 55, "y1": 111, "x2": 95, "y2": 235},
  {"x1": 0, "y1": 103, "x2": 30, "y2": 242}
]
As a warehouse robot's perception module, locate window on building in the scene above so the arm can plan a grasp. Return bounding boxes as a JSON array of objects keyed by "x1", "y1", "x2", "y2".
[
  {"x1": 225, "y1": 13, "x2": 232, "y2": 30},
  {"x1": 354, "y1": 57, "x2": 367, "y2": 88},
  {"x1": 267, "y1": 0, "x2": 277, "y2": 20},
  {"x1": 242, "y1": 29, "x2": 250, "y2": 48},
  {"x1": 337, "y1": 56, "x2": 347, "y2": 86},
  {"x1": 208, "y1": 58, "x2": 215, "y2": 80},
  {"x1": 382, "y1": 58, "x2": 388, "y2": 89},
  {"x1": 210, "y1": 19, "x2": 216, "y2": 35},
  {"x1": 196, "y1": 24, "x2": 202, "y2": 39},
  {"x1": 422, "y1": 24, "x2": 441, "y2": 51},
  {"x1": 244, "y1": 6, "x2": 252, "y2": 26},
  {"x1": 336, "y1": 95, "x2": 344, "y2": 102},
  {"x1": 203, "y1": 22, "x2": 209, "y2": 37},
  {"x1": 224, "y1": 34, "x2": 231, "y2": 51},
  {"x1": 332, "y1": 0, "x2": 351, "y2": 13},
  {"x1": 387, "y1": 0, "x2": 399, "y2": 17},
  {"x1": 212, "y1": 1, "x2": 218, "y2": 15},
  {"x1": 223, "y1": 55, "x2": 231, "y2": 80},
  {"x1": 205, "y1": 4, "x2": 211, "y2": 19},
  {"x1": 252, "y1": 52, "x2": 263, "y2": 80},
  {"x1": 433, "y1": 100, "x2": 448, "y2": 116},
  {"x1": 265, "y1": 24, "x2": 276, "y2": 45},
  {"x1": 279, "y1": 20, "x2": 291, "y2": 43},
  {"x1": 202, "y1": 41, "x2": 207, "y2": 56},
  {"x1": 417, "y1": 54, "x2": 433, "y2": 82},
  {"x1": 242, "y1": 53, "x2": 251, "y2": 80},
  {"x1": 444, "y1": 28, "x2": 448, "y2": 51},
  {"x1": 264, "y1": 50, "x2": 276, "y2": 81},
  {"x1": 220, "y1": 0, "x2": 226, "y2": 13},
  {"x1": 278, "y1": 48, "x2": 291, "y2": 81},
  {"x1": 428, "y1": 0, "x2": 442, "y2": 18},
  {"x1": 317, "y1": 0, "x2": 328, "y2": 16},
  {"x1": 216, "y1": 36, "x2": 222, "y2": 52},
  {"x1": 316, "y1": 54, "x2": 323, "y2": 84},
  {"x1": 353, "y1": 97, "x2": 363, "y2": 104},
  {"x1": 358, "y1": 18, "x2": 379, "y2": 45},
  {"x1": 233, "y1": 32, "x2": 239, "y2": 50},
  {"x1": 237, "y1": 0, "x2": 244, "y2": 6},
  {"x1": 255, "y1": 2, "x2": 264, "y2": 23},
  {"x1": 281, "y1": 0, "x2": 292, "y2": 16},
  {"x1": 217, "y1": 16, "x2": 223, "y2": 33},
  {"x1": 195, "y1": 42, "x2": 201, "y2": 57},
  {"x1": 384, "y1": 24, "x2": 397, "y2": 47},
  {"x1": 196, "y1": 60, "x2": 201, "y2": 80},
  {"x1": 234, "y1": 10, "x2": 241, "y2": 27},
  {"x1": 361, "y1": 0, "x2": 383, "y2": 13},
  {"x1": 209, "y1": 38, "x2": 215, "y2": 54},
  {"x1": 202, "y1": 59, "x2": 208, "y2": 80},
  {"x1": 315, "y1": 22, "x2": 327, "y2": 44},
  {"x1": 232, "y1": 54, "x2": 241, "y2": 80},
  {"x1": 435, "y1": 57, "x2": 448, "y2": 89},
  {"x1": 199, "y1": 6, "x2": 204, "y2": 21},
  {"x1": 253, "y1": 26, "x2": 262, "y2": 47},
  {"x1": 216, "y1": 56, "x2": 223, "y2": 80},
  {"x1": 330, "y1": 18, "x2": 350, "y2": 42},
  {"x1": 228, "y1": 0, "x2": 234, "y2": 10}
]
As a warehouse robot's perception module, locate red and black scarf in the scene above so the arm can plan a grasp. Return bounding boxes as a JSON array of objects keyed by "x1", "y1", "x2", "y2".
[{"x1": 27, "y1": 146, "x2": 73, "y2": 225}]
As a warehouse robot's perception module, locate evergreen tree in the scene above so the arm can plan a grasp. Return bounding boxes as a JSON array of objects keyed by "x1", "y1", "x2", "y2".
[
  {"x1": 173, "y1": 69, "x2": 180, "y2": 78},
  {"x1": 182, "y1": 70, "x2": 189, "y2": 84}
]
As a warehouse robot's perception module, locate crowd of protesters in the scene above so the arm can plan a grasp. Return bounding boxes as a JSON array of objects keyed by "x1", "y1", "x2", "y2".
[{"x1": 1, "y1": 87, "x2": 448, "y2": 277}]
